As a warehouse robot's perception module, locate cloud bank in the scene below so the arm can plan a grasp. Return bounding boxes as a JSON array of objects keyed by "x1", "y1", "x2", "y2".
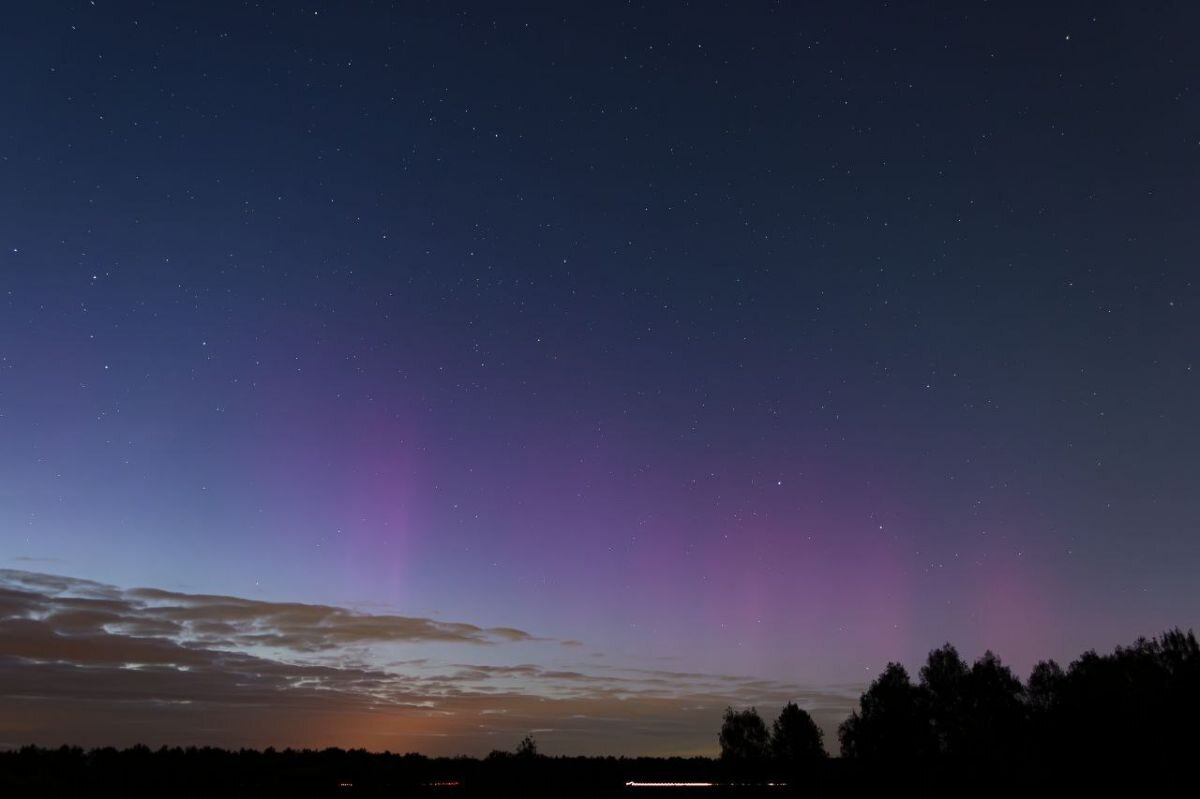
[{"x1": 0, "y1": 570, "x2": 860, "y2": 755}]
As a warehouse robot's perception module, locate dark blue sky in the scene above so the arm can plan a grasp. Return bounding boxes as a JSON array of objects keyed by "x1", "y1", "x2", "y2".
[{"x1": 1, "y1": 1, "x2": 1198, "y2": 754}]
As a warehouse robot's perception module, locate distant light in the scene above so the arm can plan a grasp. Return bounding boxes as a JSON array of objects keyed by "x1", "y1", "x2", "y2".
[{"x1": 625, "y1": 782, "x2": 789, "y2": 789}]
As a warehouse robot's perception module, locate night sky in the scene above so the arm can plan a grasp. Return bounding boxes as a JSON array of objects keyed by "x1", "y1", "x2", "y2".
[{"x1": 1, "y1": 1, "x2": 1198, "y2": 755}]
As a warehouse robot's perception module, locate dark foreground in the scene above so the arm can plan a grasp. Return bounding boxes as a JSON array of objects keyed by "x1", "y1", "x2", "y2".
[{"x1": 1, "y1": 746, "x2": 1193, "y2": 798}]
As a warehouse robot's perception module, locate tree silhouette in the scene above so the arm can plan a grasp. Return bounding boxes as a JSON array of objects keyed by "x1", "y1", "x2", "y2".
[
  {"x1": 770, "y1": 701, "x2": 825, "y2": 765},
  {"x1": 913, "y1": 645, "x2": 1027, "y2": 761},
  {"x1": 1026, "y1": 659, "x2": 1065, "y2": 713},
  {"x1": 718, "y1": 706, "x2": 770, "y2": 775},
  {"x1": 919, "y1": 643, "x2": 968, "y2": 757},
  {"x1": 959, "y1": 651, "x2": 1025, "y2": 762},
  {"x1": 832, "y1": 627, "x2": 1199, "y2": 787},
  {"x1": 1047, "y1": 628, "x2": 1200, "y2": 768},
  {"x1": 838, "y1": 662, "x2": 933, "y2": 760},
  {"x1": 1026, "y1": 658, "x2": 1065, "y2": 762},
  {"x1": 514, "y1": 735, "x2": 539, "y2": 759}
]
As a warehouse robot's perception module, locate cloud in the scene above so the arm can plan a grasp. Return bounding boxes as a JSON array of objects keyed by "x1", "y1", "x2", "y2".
[
  {"x1": 0, "y1": 569, "x2": 535, "y2": 650},
  {"x1": 0, "y1": 569, "x2": 861, "y2": 756}
]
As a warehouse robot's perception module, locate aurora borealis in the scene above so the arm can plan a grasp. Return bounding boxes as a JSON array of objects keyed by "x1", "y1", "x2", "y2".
[{"x1": 1, "y1": 1, "x2": 1198, "y2": 755}]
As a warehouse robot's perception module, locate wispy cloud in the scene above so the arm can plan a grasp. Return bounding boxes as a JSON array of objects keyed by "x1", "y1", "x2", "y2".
[
  {"x1": 0, "y1": 570, "x2": 860, "y2": 755},
  {"x1": 0, "y1": 569, "x2": 535, "y2": 650}
]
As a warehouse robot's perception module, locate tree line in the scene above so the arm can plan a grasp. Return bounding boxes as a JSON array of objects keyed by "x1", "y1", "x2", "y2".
[{"x1": 719, "y1": 627, "x2": 1199, "y2": 789}]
